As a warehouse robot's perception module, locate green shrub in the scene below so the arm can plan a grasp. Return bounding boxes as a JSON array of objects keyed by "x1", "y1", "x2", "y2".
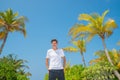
[
  {"x1": 81, "y1": 61, "x2": 117, "y2": 80},
  {"x1": 0, "y1": 54, "x2": 31, "y2": 80},
  {"x1": 65, "y1": 64, "x2": 84, "y2": 80}
]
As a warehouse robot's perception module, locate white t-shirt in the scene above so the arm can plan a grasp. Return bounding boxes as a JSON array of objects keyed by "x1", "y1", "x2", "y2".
[{"x1": 46, "y1": 49, "x2": 65, "y2": 70}]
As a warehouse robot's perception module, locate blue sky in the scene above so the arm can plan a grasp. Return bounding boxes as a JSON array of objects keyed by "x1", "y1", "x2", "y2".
[{"x1": 0, "y1": 0, "x2": 120, "y2": 80}]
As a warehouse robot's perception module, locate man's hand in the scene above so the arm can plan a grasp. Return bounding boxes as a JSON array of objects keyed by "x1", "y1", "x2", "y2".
[
  {"x1": 62, "y1": 56, "x2": 66, "y2": 68},
  {"x1": 46, "y1": 58, "x2": 49, "y2": 70}
]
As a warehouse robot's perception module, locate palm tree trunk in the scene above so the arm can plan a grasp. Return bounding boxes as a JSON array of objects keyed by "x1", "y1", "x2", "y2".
[
  {"x1": 102, "y1": 38, "x2": 120, "y2": 80},
  {"x1": 0, "y1": 32, "x2": 8, "y2": 55},
  {"x1": 80, "y1": 52, "x2": 86, "y2": 67}
]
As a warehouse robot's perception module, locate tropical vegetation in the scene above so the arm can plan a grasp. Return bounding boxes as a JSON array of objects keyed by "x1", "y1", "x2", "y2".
[
  {"x1": 0, "y1": 54, "x2": 31, "y2": 80},
  {"x1": 0, "y1": 9, "x2": 30, "y2": 80},
  {"x1": 45, "y1": 10, "x2": 120, "y2": 80}
]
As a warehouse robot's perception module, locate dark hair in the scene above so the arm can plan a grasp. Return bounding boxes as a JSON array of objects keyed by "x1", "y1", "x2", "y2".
[{"x1": 51, "y1": 39, "x2": 58, "y2": 43}]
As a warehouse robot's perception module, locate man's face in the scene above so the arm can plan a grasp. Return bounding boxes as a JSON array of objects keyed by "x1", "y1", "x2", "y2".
[{"x1": 52, "y1": 41, "x2": 57, "y2": 48}]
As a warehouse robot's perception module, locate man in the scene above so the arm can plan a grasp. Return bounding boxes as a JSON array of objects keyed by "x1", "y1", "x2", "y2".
[{"x1": 46, "y1": 39, "x2": 66, "y2": 80}]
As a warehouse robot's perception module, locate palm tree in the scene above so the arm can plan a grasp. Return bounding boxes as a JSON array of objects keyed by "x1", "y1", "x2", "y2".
[
  {"x1": 5, "y1": 54, "x2": 29, "y2": 70},
  {"x1": 90, "y1": 49, "x2": 120, "y2": 69},
  {"x1": 0, "y1": 8, "x2": 27, "y2": 54},
  {"x1": 63, "y1": 39, "x2": 86, "y2": 67},
  {"x1": 69, "y1": 10, "x2": 120, "y2": 79}
]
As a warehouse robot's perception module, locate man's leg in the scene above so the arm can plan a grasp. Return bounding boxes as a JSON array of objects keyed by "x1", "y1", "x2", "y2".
[
  {"x1": 49, "y1": 70, "x2": 56, "y2": 80},
  {"x1": 57, "y1": 70, "x2": 65, "y2": 80}
]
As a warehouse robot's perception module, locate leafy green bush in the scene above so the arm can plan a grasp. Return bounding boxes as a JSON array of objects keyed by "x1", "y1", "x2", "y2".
[
  {"x1": 81, "y1": 61, "x2": 117, "y2": 80},
  {"x1": 65, "y1": 64, "x2": 84, "y2": 80},
  {"x1": 0, "y1": 54, "x2": 31, "y2": 80}
]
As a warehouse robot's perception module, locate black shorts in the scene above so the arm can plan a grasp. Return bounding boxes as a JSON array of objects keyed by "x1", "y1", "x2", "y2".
[{"x1": 49, "y1": 69, "x2": 65, "y2": 80}]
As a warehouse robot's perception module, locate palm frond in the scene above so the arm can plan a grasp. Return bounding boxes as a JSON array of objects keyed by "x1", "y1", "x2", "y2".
[
  {"x1": 101, "y1": 10, "x2": 109, "y2": 23},
  {"x1": 63, "y1": 47, "x2": 78, "y2": 52},
  {"x1": 16, "y1": 16, "x2": 28, "y2": 27},
  {"x1": 90, "y1": 13, "x2": 100, "y2": 19},
  {"x1": 69, "y1": 24, "x2": 91, "y2": 39},
  {"x1": 103, "y1": 19, "x2": 117, "y2": 31},
  {"x1": 78, "y1": 14, "x2": 96, "y2": 25},
  {"x1": 71, "y1": 39, "x2": 86, "y2": 53},
  {"x1": 16, "y1": 28, "x2": 26, "y2": 37},
  {"x1": 87, "y1": 33, "x2": 96, "y2": 42},
  {"x1": 89, "y1": 58, "x2": 102, "y2": 64}
]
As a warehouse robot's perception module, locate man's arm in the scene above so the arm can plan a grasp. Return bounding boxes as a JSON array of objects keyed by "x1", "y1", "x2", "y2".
[
  {"x1": 62, "y1": 56, "x2": 66, "y2": 68},
  {"x1": 46, "y1": 58, "x2": 49, "y2": 70}
]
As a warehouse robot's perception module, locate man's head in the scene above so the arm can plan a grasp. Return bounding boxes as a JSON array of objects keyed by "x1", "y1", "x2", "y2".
[{"x1": 51, "y1": 39, "x2": 58, "y2": 49}]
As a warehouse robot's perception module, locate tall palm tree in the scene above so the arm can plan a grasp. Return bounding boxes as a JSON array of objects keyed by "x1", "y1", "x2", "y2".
[
  {"x1": 0, "y1": 8, "x2": 27, "y2": 54},
  {"x1": 69, "y1": 10, "x2": 120, "y2": 79},
  {"x1": 63, "y1": 39, "x2": 86, "y2": 67}
]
